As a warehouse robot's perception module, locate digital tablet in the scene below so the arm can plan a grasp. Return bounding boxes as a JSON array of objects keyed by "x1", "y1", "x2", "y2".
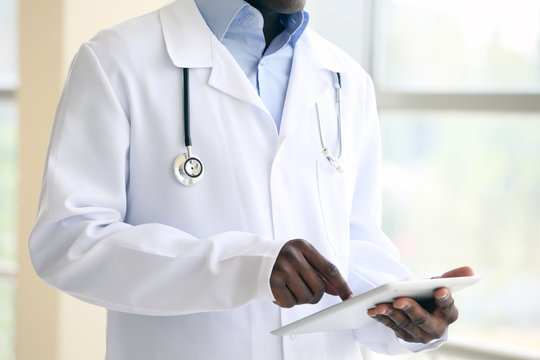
[{"x1": 271, "y1": 276, "x2": 481, "y2": 336}]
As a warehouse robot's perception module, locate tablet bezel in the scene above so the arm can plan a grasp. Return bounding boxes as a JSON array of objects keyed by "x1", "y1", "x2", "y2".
[{"x1": 271, "y1": 276, "x2": 481, "y2": 336}]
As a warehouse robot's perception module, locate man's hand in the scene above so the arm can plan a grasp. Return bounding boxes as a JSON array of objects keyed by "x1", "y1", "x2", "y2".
[
  {"x1": 367, "y1": 266, "x2": 475, "y2": 344},
  {"x1": 270, "y1": 239, "x2": 354, "y2": 308}
]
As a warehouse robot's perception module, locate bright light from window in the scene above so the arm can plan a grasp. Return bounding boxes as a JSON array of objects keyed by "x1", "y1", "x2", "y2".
[
  {"x1": 0, "y1": 0, "x2": 18, "y2": 89},
  {"x1": 0, "y1": 1, "x2": 18, "y2": 359},
  {"x1": 375, "y1": 0, "x2": 540, "y2": 91},
  {"x1": 380, "y1": 111, "x2": 540, "y2": 355}
]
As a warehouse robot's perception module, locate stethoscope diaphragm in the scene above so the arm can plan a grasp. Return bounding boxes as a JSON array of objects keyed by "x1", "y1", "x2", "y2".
[{"x1": 173, "y1": 149, "x2": 204, "y2": 186}]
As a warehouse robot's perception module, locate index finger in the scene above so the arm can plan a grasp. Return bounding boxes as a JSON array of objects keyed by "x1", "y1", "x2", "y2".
[{"x1": 303, "y1": 245, "x2": 353, "y2": 301}]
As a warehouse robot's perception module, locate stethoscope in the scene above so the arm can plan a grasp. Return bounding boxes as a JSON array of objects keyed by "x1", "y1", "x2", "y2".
[
  {"x1": 173, "y1": 69, "x2": 344, "y2": 186},
  {"x1": 173, "y1": 68, "x2": 205, "y2": 186},
  {"x1": 316, "y1": 72, "x2": 344, "y2": 172}
]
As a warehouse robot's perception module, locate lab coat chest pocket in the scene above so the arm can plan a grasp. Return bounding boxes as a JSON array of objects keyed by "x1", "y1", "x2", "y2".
[{"x1": 316, "y1": 160, "x2": 354, "y2": 257}]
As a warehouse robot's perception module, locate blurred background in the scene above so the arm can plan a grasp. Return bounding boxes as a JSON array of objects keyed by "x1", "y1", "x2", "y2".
[{"x1": 1, "y1": 0, "x2": 540, "y2": 359}]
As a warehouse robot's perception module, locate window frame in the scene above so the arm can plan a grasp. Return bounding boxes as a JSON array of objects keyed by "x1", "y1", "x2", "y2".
[
  {"x1": 364, "y1": 0, "x2": 540, "y2": 112},
  {"x1": 0, "y1": 86, "x2": 18, "y2": 280}
]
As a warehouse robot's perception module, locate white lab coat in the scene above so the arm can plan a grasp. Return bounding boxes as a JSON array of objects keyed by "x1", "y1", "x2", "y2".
[{"x1": 29, "y1": 0, "x2": 445, "y2": 358}]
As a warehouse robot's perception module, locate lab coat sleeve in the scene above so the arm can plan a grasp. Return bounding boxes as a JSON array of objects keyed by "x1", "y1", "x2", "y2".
[
  {"x1": 346, "y1": 75, "x2": 447, "y2": 354},
  {"x1": 29, "y1": 43, "x2": 286, "y2": 316}
]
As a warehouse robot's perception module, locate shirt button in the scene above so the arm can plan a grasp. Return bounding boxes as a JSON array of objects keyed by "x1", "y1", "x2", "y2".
[{"x1": 260, "y1": 59, "x2": 266, "y2": 66}]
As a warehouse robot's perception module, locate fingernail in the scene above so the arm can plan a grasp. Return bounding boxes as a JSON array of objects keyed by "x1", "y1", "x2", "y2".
[
  {"x1": 396, "y1": 303, "x2": 409, "y2": 310},
  {"x1": 437, "y1": 292, "x2": 449, "y2": 301}
]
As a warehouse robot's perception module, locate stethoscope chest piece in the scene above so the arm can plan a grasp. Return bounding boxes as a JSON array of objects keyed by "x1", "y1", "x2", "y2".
[{"x1": 173, "y1": 150, "x2": 204, "y2": 186}]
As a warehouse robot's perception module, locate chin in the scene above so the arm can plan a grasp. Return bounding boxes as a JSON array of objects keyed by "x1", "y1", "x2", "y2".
[
  {"x1": 281, "y1": 0, "x2": 307, "y2": 13},
  {"x1": 279, "y1": 0, "x2": 307, "y2": 13}
]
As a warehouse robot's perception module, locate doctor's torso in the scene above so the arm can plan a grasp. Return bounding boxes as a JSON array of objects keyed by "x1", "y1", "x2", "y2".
[{"x1": 31, "y1": 0, "x2": 395, "y2": 358}]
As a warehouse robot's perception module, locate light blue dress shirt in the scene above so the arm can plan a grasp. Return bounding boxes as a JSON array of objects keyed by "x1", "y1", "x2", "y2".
[{"x1": 194, "y1": 0, "x2": 309, "y2": 131}]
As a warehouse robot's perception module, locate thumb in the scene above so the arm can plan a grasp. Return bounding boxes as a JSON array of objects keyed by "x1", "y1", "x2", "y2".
[{"x1": 440, "y1": 266, "x2": 475, "y2": 279}]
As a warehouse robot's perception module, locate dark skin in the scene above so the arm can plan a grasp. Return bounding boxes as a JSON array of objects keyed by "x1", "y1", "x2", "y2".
[
  {"x1": 245, "y1": 0, "x2": 306, "y2": 46},
  {"x1": 367, "y1": 266, "x2": 475, "y2": 343},
  {"x1": 245, "y1": 0, "x2": 475, "y2": 344},
  {"x1": 272, "y1": 240, "x2": 474, "y2": 344}
]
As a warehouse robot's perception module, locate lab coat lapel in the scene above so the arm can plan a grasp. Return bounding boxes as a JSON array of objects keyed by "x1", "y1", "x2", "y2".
[
  {"x1": 160, "y1": 0, "x2": 267, "y2": 113},
  {"x1": 279, "y1": 29, "x2": 345, "y2": 147},
  {"x1": 159, "y1": 0, "x2": 213, "y2": 68},
  {"x1": 208, "y1": 38, "x2": 268, "y2": 113}
]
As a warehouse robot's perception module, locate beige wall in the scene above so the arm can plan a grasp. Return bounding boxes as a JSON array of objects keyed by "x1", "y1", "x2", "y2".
[{"x1": 17, "y1": 1, "x2": 165, "y2": 359}]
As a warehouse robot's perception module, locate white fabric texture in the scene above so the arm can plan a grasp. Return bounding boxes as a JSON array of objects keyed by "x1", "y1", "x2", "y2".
[{"x1": 29, "y1": 0, "x2": 446, "y2": 358}]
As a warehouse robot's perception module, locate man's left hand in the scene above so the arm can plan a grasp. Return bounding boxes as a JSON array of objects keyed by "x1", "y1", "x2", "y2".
[{"x1": 367, "y1": 266, "x2": 474, "y2": 344}]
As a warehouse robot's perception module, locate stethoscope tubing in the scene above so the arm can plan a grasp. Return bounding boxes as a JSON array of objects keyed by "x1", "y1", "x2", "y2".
[
  {"x1": 316, "y1": 72, "x2": 344, "y2": 171},
  {"x1": 183, "y1": 67, "x2": 192, "y2": 148},
  {"x1": 174, "y1": 68, "x2": 204, "y2": 186},
  {"x1": 175, "y1": 69, "x2": 344, "y2": 185}
]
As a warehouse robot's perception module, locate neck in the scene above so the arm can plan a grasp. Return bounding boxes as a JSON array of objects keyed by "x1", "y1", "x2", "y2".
[
  {"x1": 245, "y1": 2, "x2": 285, "y2": 48},
  {"x1": 260, "y1": 9, "x2": 284, "y2": 47}
]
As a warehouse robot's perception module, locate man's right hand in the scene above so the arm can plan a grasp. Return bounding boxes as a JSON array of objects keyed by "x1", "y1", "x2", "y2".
[{"x1": 270, "y1": 239, "x2": 353, "y2": 308}]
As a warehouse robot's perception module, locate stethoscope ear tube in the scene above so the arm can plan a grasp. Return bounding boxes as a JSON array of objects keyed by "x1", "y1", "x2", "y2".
[{"x1": 316, "y1": 71, "x2": 344, "y2": 172}]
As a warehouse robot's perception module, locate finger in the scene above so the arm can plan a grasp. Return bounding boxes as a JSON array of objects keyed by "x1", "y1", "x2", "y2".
[
  {"x1": 394, "y1": 298, "x2": 445, "y2": 340},
  {"x1": 303, "y1": 245, "x2": 353, "y2": 300},
  {"x1": 275, "y1": 244, "x2": 326, "y2": 304},
  {"x1": 434, "y1": 288, "x2": 459, "y2": 324},
  {"x1": 370, "y1": 314, "x2": 418, "y2": 343},
  {"x1": 440, "y1": 266, "x2": 475, "y2": 278},
  {"x1": 286, "y1": 273, "x2": 318, "y2": 305},
  {"x1": 272, "y1": 285, "x2": 297, "y2": 308},
  {"x1": 369, "y1": 305, "x2": 425, "y2": 343},
  {"x1": 374, "y1": 304, "x2": 433, "y2": 343},
  {"x1": 299, "y1": 269, "x2": 326, "y2": 304},
  {"x1": 321, "y1": 276, "x2": 338, "y2": 296},
  {"x1": 270, "y1": 260, "x2": 298, "y2": 308}
]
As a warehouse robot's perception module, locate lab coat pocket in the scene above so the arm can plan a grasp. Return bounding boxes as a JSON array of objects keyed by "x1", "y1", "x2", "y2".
[{"x1": 316, "y1": 159, "x2": 354, "y2": 257}]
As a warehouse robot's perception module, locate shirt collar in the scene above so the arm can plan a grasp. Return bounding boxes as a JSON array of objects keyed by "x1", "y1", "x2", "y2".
[
  {"x1": 194, "y1": 0, "x2": 308, "y2": 44},
  {"x1": 284, "y1": 11, "x2": 309, "y2": 46}
]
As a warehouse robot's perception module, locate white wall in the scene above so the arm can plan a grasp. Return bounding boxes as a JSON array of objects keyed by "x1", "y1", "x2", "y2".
[{"x1": 307, "y1": 0, "x2": 371, "y2": 70}]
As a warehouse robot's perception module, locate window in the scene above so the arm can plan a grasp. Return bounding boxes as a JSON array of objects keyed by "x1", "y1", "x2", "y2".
[
  {"x1": 367, "y1": 0, "x2": 540, "y2": 358},
  {"x1": 0, "y1": 0, "x2": 19, "y2": 359},
  {"x1": 374, "y1": 0, "x2": 540, "y2": 92}
]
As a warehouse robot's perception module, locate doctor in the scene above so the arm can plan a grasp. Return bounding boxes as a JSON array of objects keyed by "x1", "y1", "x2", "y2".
[{"x1": 29, "y1": 0, "x2": 473, "y2": 359}]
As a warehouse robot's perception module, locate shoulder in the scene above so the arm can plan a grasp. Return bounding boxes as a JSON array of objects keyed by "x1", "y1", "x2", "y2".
[
  {"x1": 65, "y1": 9, "x2": 171, "y2": 114},
  {"x1": 302, "y1": 28, "x2": 371, "y2": 82},
  {"x1": 81, "y1": 9, "x2": 168, "y2": 73},
  {"x1": 298, "y1": 27, "x2": 375, "y2": 104}
]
